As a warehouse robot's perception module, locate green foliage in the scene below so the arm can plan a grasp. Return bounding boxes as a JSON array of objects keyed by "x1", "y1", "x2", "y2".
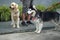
[
  {"x1": 0, "y1": 5, "x2": 23, "y2": 21},
  {"x1": 51, "y1": 2, "x2": 60, "y2": 11},
  {"x1": 0, "y1": 6, "x2": 11, "y2": 21},
  {"x1": 46, "y1": 2, "x2": 60, "y2": 11},
  {"x1": 36, "y1": 5, "x2": 46, "y2": 12}
]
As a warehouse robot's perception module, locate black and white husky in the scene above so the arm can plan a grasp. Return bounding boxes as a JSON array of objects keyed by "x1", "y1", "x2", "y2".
[
  {"x1": 27, "y1": 5, "x2": 43, "y2": 33},
  {"x1": 27, "y1": 5, "x2": 60, "y2": 33}
]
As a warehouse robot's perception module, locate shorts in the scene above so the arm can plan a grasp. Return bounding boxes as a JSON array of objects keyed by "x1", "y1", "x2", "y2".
[
  {"x1": 22, "y1": 6, "x2": 28, "y2": 13},
  {"x1": 22, "y1": 0, "x2": 31, "y2": 14}
]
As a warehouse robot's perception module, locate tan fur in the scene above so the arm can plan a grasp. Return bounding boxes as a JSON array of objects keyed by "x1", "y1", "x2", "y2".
[{"x1": 10, "y1": 2, "x2": 20, "y2": 28}]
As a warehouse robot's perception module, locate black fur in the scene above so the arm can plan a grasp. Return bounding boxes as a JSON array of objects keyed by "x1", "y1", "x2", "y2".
[
  {"x1": 29, "y1": 4, "x2": 59, "y2": 22},
  {"x1": 35, "y1": 9, "x2": 59, "y2": 22}
]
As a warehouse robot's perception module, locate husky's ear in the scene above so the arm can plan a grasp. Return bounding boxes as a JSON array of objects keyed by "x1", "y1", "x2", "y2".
[{"x1": 33, "y1": 5, "x2": 37, "y2": 10}]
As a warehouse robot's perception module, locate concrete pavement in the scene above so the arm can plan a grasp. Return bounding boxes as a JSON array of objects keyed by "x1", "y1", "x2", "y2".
[
  {"x1": 0, "y1": 21, "x2": 57, "y2": 35},
  {"x1": 0, "y1": 31, "x2": 60, "y2": 40},
  {"x1": 0, "y1": 21, "x2": 60, "y2": 40}
]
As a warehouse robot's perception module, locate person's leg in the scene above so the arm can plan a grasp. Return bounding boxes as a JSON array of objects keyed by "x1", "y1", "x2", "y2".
[
  {"x1": 21, "y1": 7, "x2": 28, "y2": 26},
  {"x1": 27, "y1": 14, "x2": 31, "y2": 21},
  {"x1": 27, "y1": 14, "x2": 34, "y2": 25},
  {"x1": 22, "y1": 13, "x2": 26, "y2": 22},
  {"x1": 21, "y1": 13, "x2": 28, "y2": 26},
  {"x1": 21, "y1": 1, "x2": 28, "y2": 26}
]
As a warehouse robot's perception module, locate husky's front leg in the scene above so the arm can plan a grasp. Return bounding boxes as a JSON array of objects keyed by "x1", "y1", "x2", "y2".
[
  {"x1": 37, "y1": 22, "x2": 43, "y2": 33},
  {"x1": 35, "y1": 23, "x2": 39, "y2": 32},
  {"x1": 34, "y1": 19, "x2": 39, "y2": 32},
  {"x1": 16, "y1": 18, "x2": 20, "y2": 28},
  {"x1": 35, "y1": 19, "x2": 43, "y2": 33}
]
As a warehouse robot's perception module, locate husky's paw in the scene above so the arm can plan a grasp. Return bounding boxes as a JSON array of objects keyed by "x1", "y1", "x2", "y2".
[
  {"x1": 34, "y1": 30, "x2": 38, "y2": 32},
  {"x1": 36, "y1": 30, "x2": 41, "y2": 33}
]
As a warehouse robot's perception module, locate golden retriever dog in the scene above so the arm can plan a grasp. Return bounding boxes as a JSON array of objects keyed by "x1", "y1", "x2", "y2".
[{"x1": 10, "y1": 2, "x2": 20, "y2": 28}]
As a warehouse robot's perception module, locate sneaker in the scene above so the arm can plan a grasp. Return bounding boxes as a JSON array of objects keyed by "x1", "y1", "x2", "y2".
[
  {"x1": 21, "y1": 21, "x2": 28, "y2": 26},
  {"x1": 27, "y1": 21, "x2": 34, "y2": 25}
]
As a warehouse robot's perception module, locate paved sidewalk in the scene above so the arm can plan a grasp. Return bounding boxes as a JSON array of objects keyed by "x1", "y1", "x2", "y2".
[
  {"x1": 0, "y1": 21, "x2": 55, "y2": 35},
  {"x1": 0, "y1": 31, "x2": 60, "y2": 40}
]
